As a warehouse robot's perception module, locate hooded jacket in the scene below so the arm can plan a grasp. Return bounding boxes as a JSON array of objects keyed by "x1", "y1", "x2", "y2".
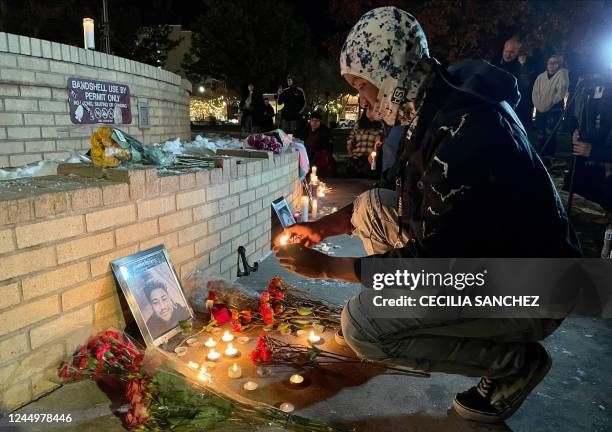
[{"x1": 372, "y1": 59, "x2": 582, "y2": 259}]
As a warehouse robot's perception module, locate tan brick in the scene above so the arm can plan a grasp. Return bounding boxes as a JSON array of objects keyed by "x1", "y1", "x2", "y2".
[
  {"x1": 86, "y1": 204, "x2": 136, "y2": 232},
  {"x1": 0, "y1": 296, "x2": 59, "y2": 335},
  {"x1": 0, "y1": 333, "x2": 29, "y2": 365},
  {"x1": 221, "y1": 225, "x2": 241, "y2": 243},
  {"x1": 231, "y1": 233, "x2": 249, "y2": 252},
  {"x1": 102, "y1": 183, "x2": 130, "y2": 205},
  {"x1": 206, "y1": 183, "x2": 229, "y2": 201},
  {"x1": 176, "y1": 189, "x2": 206, "y2": 210},
  {"x1": 195, "y1": 170, "x2": 210, "y2": 187},
  {"x1": 247, "y1": 174, "x2": 262, "y2": 189},
  {"x1": 94, "y1": 294, "x2": 121, "y2": 321},
  {"x1": 62, "y1": 275, "x2": 115, "y2": 311},
  {"x1": 0, "y1": 229, "x2": 15, "y2": 254},
  {"x1": 231, "y1": 206, "x2": 249, "y2": 224},
  {"x1": 115, "y1": 219, "x2": 158, "y2": 246},
  {"x1": 140, "y1": 232, "x2": 178, "y2": 251},
  {"x1": 90, "y1": 245, "x2": 139, "y2": 277},
  {"x1": 170, "y1": 244, "x2": 195, "y2": 265},
  {"x1": 159, "y1": 209, "x2": 192, "y2": 233},
  {"x1": 0, "y1": 246, "x2": 56, "y2": 282},
  {"x1": 207, "y1": 214, "x2": 230, "y2": 234},
  {"x1": 194, "y1": 233, "x2": 220, "y2": 255},
  {"x1": 15, "y1": 215, "x2": 84, "y2": 249},
  {"x1": 178, "y1": 222, "x2": 207, "y2": 245},
  {"x1": 22, "y1": 261, "x2": 89, "y2": 300},
  {"x1": 210, "y1": 168, "x2": 223, "y2": 184},
  {"x1": 57, "y1": 232, "x2": 114, "y2": 264},
  {"x1": 30, "y1": 305, "x2": 93, "y2": 349},
  {"x1": 179, "y1": 173, "x2": 196, "y2": 190},
  {"x1": 160, "y1": 175, "x2": 179, "y2": 193},
  {"x1": 230, "y1": 178, "x2": 247, "y2": 195},
  {"x1": 1, "y1": 380, "x2": 31, "y2": 411},
  {"x1": 210, "y1": 243, "x2": 232, "y2": 264},
  {"x1": 239, "y1": 190, "x2": 256, "y2": 205},
  {"x1": 31, "y1": 370, "x2": 60, "y2": 399},
  {"x1": 2, "y1": 344, "x2": 64, "y2": 386},
  {"x1": 193, "y1": 202, "x2": 219, "y2": 221},
  {"x1": 219, "y1": 195, "x2": 240, "y2": 213},
  {"x1": 0, "y1": 281, "x2": 20, "y2": 312},
  {"x1": 180, "y1": 254, "x2": 209, "y2": 280},
  {"x1": 34, "y1": 192, "x2": 68, "y2": 218},
  {"x1": 138, "y1": 195, "x2": 175, "y2": 219}
]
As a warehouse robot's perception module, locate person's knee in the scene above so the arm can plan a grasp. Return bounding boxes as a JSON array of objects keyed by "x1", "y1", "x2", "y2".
[{"x1": 341, "y1": 307, "x2": 387, "y2": 361}]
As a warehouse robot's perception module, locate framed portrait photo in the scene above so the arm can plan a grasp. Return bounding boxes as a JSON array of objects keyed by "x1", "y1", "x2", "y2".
[
  {"x1": 111, "y1": 245, "x2": 194, "y2": 347},
  {"x1": 272, "y1": 196, "x2": 296, "y2": 228}
]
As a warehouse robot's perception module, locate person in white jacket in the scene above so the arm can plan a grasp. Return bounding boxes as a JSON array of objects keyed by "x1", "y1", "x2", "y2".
[{"x1": 532, "y1": 55, "x2": 569, "y2": 161}]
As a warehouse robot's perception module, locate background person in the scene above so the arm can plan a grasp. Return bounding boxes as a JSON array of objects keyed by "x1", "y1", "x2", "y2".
[
  {"x1": 303, "y1": 111, "x2": 336, "y2": 177},
  {"x1": 278, "y1": 75, "x2": 307, "y2": 135},
  {"x1": 239, "y1": 83, "x2": 264, "y2": 133},
  {"x1": 532, "y1": 55, "x2": 569, "y2": 161},
  {"x1": 345, "y1": 111, "x2": 383, "y2": 178}
]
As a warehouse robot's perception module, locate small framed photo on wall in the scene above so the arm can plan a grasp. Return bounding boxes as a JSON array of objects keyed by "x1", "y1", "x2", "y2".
[{"x1": 111, "y1": 245, "x2": 193, "y2": 346}]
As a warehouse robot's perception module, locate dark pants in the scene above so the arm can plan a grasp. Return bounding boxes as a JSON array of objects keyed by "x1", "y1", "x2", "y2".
[
  {"x1": 346, "y1": 155, "x2": 379, "y2": 179},
  {"x1": 281, "y1": 119, "x2": 301, "y2": 136},
  {"x1": 536, "y1": 105, "x2": 564, "y2": 158},
  {"x1": 342, "y1": 292, "x2": 561, "y2": 378},
  {"x1": 564, "y1": 160, "x2": 612, "y2": 211}
]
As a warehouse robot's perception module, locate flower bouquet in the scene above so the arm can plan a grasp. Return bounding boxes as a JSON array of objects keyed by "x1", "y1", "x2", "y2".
[
  {"x1": 58, "y1": 329, "x2": 348, "y2": 431},
  {"x1": 244, "y1": 133, "x2": 283, "y2": 154}
]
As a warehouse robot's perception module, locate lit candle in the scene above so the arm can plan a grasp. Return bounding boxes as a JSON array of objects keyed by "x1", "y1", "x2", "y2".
[
  {"x1": 243, "y1": 381, "x2": 258, "y2": 391},
  {"x1": 308, "y1": 331, "x2": 321, "y2": 343},
  {"x1": 197, "y1": 366, "x2": 211, "y2": 382},
  {"x1": 279, "y1": 402, "x2": 295, "y2": 413},
  {"x1": 222, "y1": 331, "x2": 234, "y2": 342},
  {"x1": 224, "y1": 343, "x2": 238, "y2": 357},
  {"x1": 207, "y1": 348, "x2": 221, "y2": 361},
  {"x1": 228, "y1": 362, "x2": 242, "y2": 379},
  {"x1": 204, "y1": 337, "x2": 217, "y2": 348},
  {"x1": 280, "y1": 233, "x2": 290, "y2": 246},
  {"x1": 311, "y1": 199, "x2": 318, "y2": 217},
  {"x1": 370, "y1": 151, "x2": 377, "y2": 170},
  {"x1": 289, "y1": 374, "x2": 304, "y2": 385},
  {"x1": 331, "y1": 207, "x2": 338, "y2": 213},
  {"x1": 321, "y1": 243, "x2": 329, "y2": 252},
  {"x1": 301, "y1": 196, "x2": 309, "y2": 222},
  {"x1": 188, "y1": 361, "x2": 199, "y2": 370},
  {"x1": 311, "y1": 166, "x2": 317, "y2": 177}
]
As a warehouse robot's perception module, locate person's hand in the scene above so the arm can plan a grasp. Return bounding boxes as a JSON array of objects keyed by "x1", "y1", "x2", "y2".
[
  {"x1": 368, "y1": 153, "x2": 374, "y2": 165},
  {"x1": 275, "y1": 244, "x2": 331, "y2": 279},
  {"x1": 374, "y1": 136, "x2": 383, "y2": 150},
  {"x1": 572, "y1": 129, "x2": 592, "y2": 157},
  {"x1": 273, "y1": 222, "x2": 323, "y2": 247}
]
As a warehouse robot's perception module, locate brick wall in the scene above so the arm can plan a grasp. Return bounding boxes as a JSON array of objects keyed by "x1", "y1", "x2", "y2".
[
  {"x1": 0, "y1": 152, "x2": 301, "y2": 410},
  {"x1": 0, "y1": 32, "x2": 191, "y2": 168}
]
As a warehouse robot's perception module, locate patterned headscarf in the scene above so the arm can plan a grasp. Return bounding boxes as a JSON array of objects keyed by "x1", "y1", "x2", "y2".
[{"x1": 340, "y1": 7, "x2": 432, "y2": 126}]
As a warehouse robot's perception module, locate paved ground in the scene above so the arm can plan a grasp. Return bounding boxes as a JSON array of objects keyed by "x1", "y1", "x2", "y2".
[{"x1": 3, "y1": 175, "x2": 611, "y2": 432}]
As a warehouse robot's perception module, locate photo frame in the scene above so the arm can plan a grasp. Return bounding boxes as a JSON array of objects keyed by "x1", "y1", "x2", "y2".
[
  {"x1": 111, "y1": 245, "x2": 194, "y2": 347},
  {"x1": 272, "y1": 196, "x2": 296, "y2": 228}
]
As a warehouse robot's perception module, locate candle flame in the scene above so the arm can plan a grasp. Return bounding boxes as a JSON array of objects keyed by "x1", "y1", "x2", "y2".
[{"x1": 280, "y1": 233, "x2": 290, "y2": 245}]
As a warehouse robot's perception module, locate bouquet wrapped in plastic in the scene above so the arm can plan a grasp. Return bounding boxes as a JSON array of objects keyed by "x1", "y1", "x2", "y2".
[{"x1": 244, "y1": 133, "x2": 283, "y2": 154}]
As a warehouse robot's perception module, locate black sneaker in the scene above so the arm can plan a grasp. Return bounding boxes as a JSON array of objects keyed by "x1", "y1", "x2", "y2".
[{"x1": 452, "y1": 343, "x2": 552, "y2": 423}]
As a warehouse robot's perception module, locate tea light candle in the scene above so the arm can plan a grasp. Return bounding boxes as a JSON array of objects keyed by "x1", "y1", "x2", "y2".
[
  {"x1": 188, "y1": 361, "x2": 199, "y2": 370},
  {"x1": 228, "y1": 363, "x2": 242, "y2": 379},
  {"x1": 204, "y1": 337, "x2": 217, "y2": 348},
  {"x1": 279, "y1": 402, "x2": 295, "y2": 413},
  {"x1": 321, "y1": 243, "x2": 329, "y2": 252},
  {"x1": 280, "y1": 233, "x2": 290, "y2": 246},
  {"x1": 243, "y1": 381, "x2": 258, "y2": 391},
  {"x1": 370, "y1": 151, "x2": 377, "y2": 170},
  {"x1": 301, "y1": 196, "x2": 309, "y2": 222},
  {"x1": 289, "y1": 374, "x2": 304, "y2": 385},
  {"x1": 331, "y1": 207, "x2": 338, "y2": 213},
  {"x1": 197, "y1": 366, "x2": 211, "y2": 382},
  {"x1": 207, "y1": 348, "x2": 221, "y2": 361},
  {"x1": 237, "y1": 336, "x2": 250, "y2": 345},
  {"x1": 174, "y1": 347, "x2": 187, "y2": 356},
  {"x1": 308, "y1": 331, "x2": 321, "y2": 343},
  {"x1": 222, "y1": 331, "x2": 234, "y2": 342},
  {"x1": 224, "y1": 343, "x2": 238, "y2": 357}
]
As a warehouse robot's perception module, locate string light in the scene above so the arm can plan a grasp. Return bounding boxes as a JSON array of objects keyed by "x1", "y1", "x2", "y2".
[{"x1": 190, "y1": 96, "x2": 237, "y2": 121}]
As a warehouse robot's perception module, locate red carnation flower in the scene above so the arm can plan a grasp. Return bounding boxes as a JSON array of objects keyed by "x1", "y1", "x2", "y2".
[{"x1": 212, "y1": 306, "x2": 231, "y2": 325}]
